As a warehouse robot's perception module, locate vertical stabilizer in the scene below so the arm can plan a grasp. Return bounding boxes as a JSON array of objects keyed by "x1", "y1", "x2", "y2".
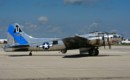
[{"x1": 7, "y1": 23, "x2": 28, "y2": 45}]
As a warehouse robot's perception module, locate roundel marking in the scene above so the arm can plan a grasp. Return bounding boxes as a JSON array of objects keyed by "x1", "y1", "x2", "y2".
[{"x1": 43, "y1": 42, "x2": 50, "y2": 49}]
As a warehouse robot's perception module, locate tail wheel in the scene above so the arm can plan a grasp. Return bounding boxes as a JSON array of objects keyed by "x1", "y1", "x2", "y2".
[{"x1": 88, "y1": 49, "x2": 99, "y2": 56}]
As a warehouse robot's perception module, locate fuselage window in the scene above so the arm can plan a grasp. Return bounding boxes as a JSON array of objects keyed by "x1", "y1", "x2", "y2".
[{"x1": 53, "y1": 40, "x2": 58, "y2": 45}]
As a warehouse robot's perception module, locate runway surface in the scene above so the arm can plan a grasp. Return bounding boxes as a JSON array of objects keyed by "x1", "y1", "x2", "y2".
[{"x1": 0, "y1": 46, "x2": 130, "y2": 80}]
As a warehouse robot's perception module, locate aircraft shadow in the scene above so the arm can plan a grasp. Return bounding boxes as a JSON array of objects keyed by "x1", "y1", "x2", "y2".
[
  {"x1": 63, "y1": 54, "x2": 121, "y2": 58},
  {"x1": 8, "y1": 55, "x2": 32, "y2": 57},
  {"x1": 8, "y1": 54, "x2": 64, "y2": 57},
  {"x1": 7, "y1": 54, "x2": 121, "y2": 58}
]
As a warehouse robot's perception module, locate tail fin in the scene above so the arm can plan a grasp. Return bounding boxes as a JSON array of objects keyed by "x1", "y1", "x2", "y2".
[{"x1": 7, "y1": 23, "x2": 29, "y2": 45}]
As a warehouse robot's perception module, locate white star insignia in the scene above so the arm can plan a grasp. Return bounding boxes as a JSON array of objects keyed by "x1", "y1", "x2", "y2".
[{"x1": 43, "y1": 43, "x2": 49, "y2": 49}]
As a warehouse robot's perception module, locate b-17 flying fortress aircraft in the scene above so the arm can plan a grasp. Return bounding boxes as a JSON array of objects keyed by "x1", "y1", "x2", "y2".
[{"x1": 4, "y1": 23, "x2": 122, "y2": 56}]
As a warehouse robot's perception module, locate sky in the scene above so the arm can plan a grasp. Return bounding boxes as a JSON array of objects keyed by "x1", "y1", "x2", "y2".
[{"x1": 0, "y1": 0, "x2": 130, "y2": 38}]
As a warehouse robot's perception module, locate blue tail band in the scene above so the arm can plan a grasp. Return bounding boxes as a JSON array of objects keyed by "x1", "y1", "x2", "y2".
[{"x1": 8, "y1": 25, "x2": 28, "y2": 45}]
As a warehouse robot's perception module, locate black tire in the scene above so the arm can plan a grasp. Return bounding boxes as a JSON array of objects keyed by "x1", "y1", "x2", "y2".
[{"x1": 88, "y1": 49, "x2": 99, "y2": 56}]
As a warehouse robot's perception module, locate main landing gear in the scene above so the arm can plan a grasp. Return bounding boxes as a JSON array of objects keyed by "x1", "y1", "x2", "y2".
[
  {"x1": 80, "y1": 47, "x2": 99, "y2": 56},
  {"x1": 88, "y1": 48, "x2": 99, "y2": 56}
]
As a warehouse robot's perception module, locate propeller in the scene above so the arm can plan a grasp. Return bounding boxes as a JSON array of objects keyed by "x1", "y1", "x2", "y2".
[
  {"x1": 107, "y1": 35, "x2": 111, "y2": 49},
  {"x1": 102, "y1": 33, "x2": 106, "y2": 49},
  {"x1": 102, "y1": 32, "x2": 111, "y2": 49}
]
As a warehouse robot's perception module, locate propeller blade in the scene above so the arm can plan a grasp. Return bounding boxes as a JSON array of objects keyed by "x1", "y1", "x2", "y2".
[
  {"x1": 107, "y1": 33, "x2": 111, "y2": 49},
  {"x1": 102, "y1": 35, "x2": 105, "y2": 49}
]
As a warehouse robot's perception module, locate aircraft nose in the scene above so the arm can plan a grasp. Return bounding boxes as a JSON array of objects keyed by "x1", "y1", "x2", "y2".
[{"x1": 111, "y1": 37, "x2": 122, "y2": 45}]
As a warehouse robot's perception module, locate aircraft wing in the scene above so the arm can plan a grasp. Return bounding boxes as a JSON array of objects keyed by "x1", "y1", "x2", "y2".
[{"x1": 62, "y1": 35, "x2": 93, "y2": 50}]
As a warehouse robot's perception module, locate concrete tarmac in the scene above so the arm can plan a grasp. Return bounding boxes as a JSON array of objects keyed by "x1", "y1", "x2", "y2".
[{"x1": 0, "y1": 46, "x2": 130, "y2": 80}]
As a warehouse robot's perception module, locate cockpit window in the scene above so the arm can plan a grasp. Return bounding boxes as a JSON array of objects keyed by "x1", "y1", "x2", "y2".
[
  {"x1": 89, "y1": 36, "x2": 95, "y2": 38},
  {"x1": 113, "y1": 35, "x2": 117, "y2": 38}
]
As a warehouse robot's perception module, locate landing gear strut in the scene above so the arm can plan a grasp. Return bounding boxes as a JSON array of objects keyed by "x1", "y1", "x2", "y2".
[{"x1": 29, "y1": 51, "x2": 32, "y2": 56}]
